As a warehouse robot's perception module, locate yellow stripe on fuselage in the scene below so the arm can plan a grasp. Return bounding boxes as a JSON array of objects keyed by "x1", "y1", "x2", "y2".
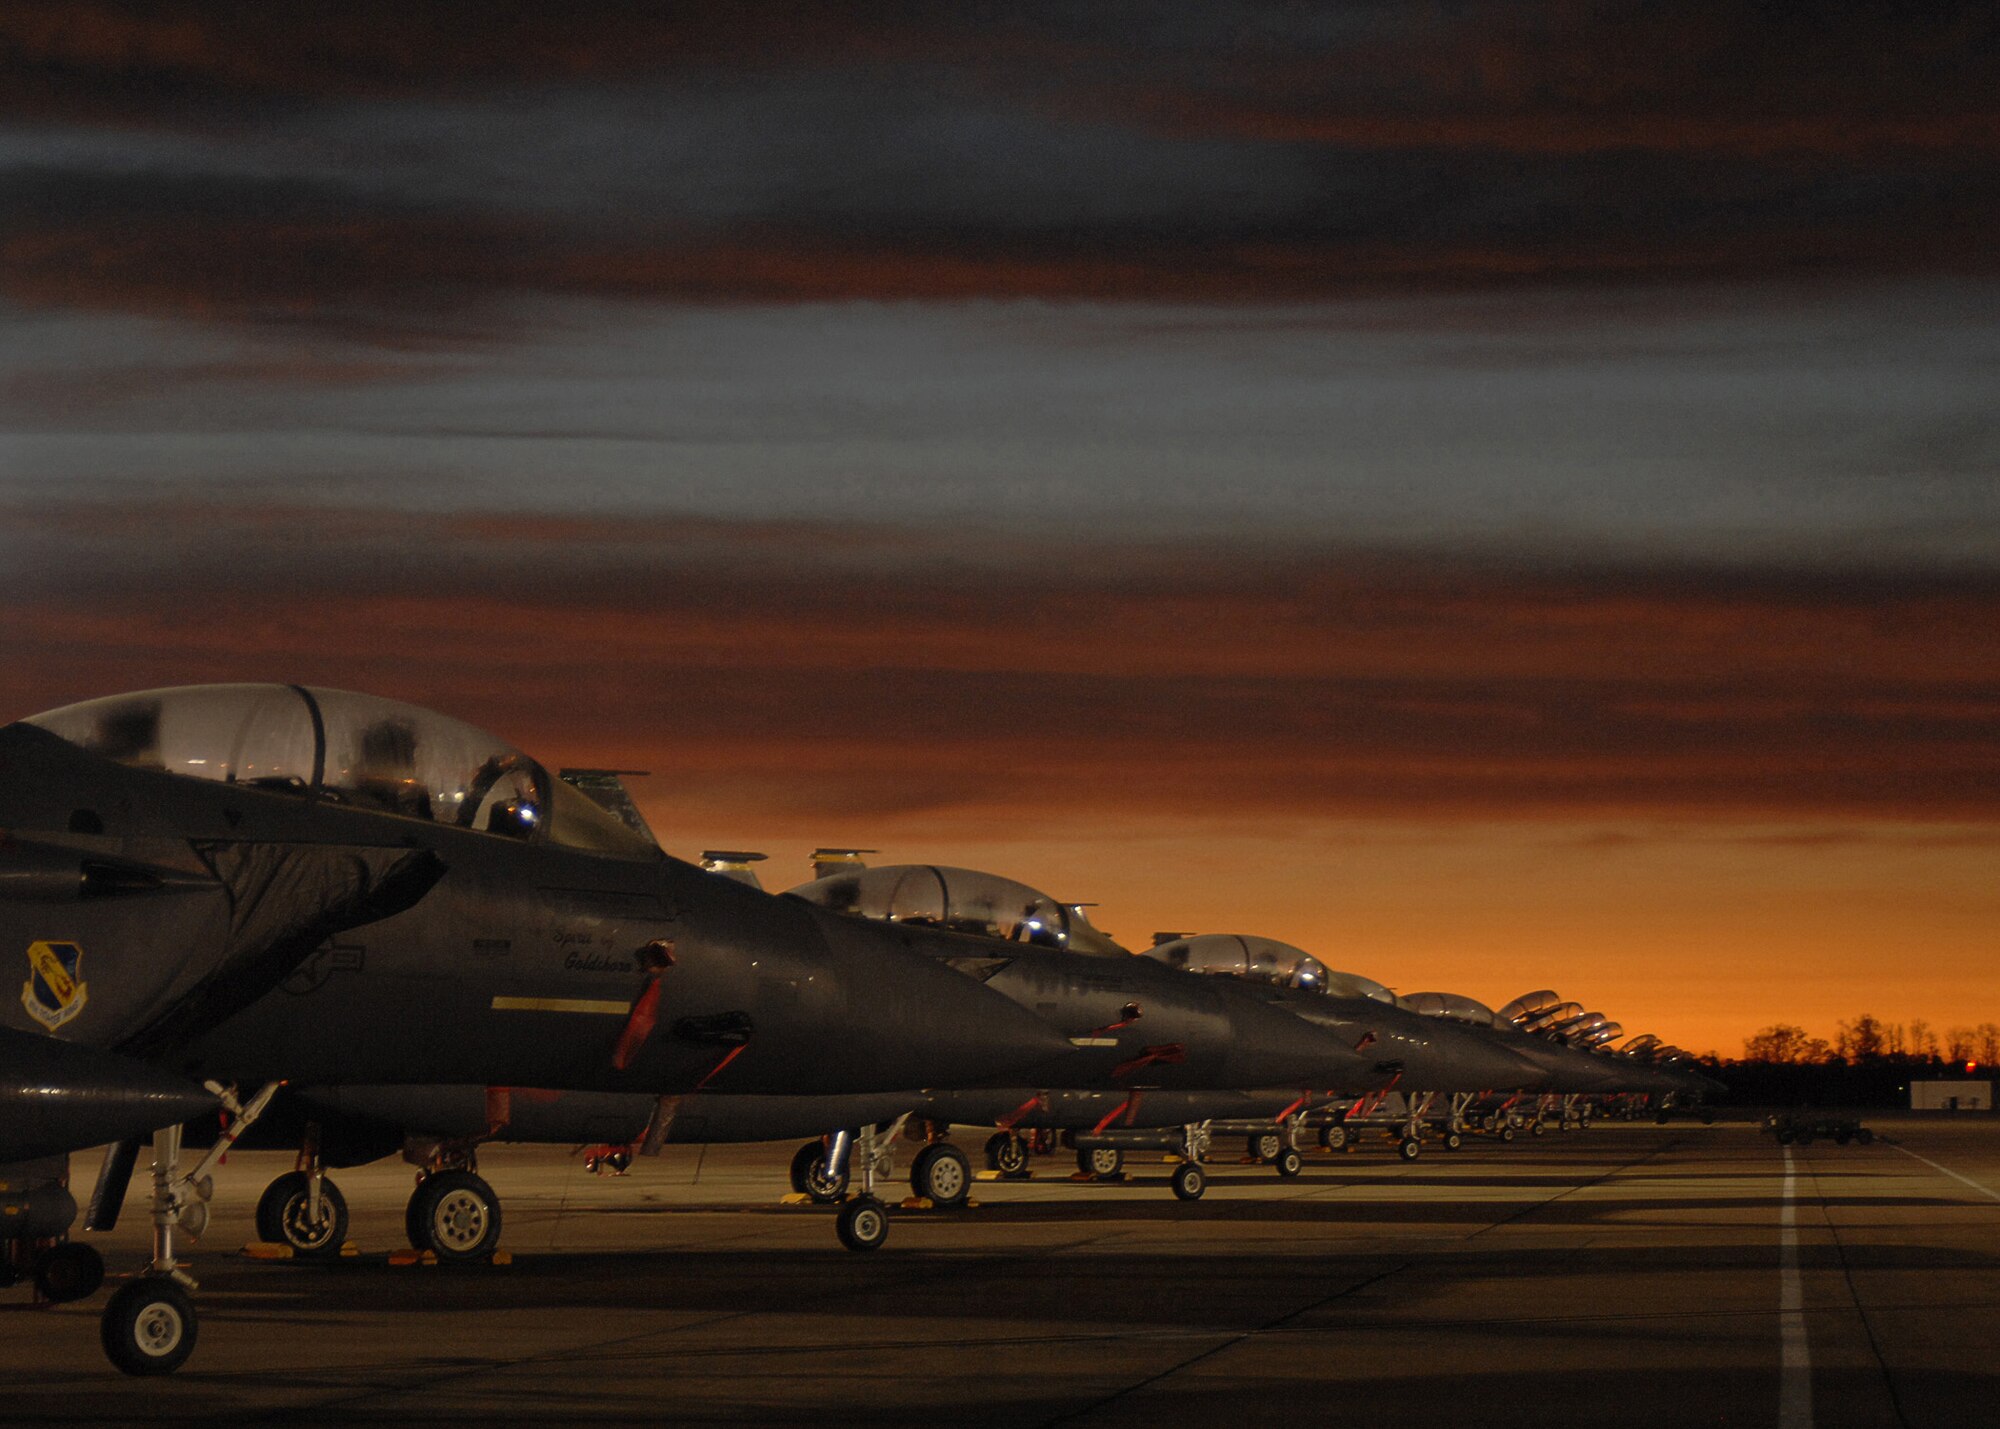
[{"x1": 488, "y1": 995, "x2": 630, "y2": 1015}]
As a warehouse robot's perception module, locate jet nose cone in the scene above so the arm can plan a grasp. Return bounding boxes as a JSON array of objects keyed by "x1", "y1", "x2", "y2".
[
  {"x1": 1567, "y1": 1051, "x2": 1638, "y2": 1093},
  {"x1": 792, "y1": 916, "x2": 1076, "y2": 1092},
  {"x1": 1439, "y1": 1025, "x2": 1543, "y2": 1091},
  {"x1": 1220, "y1": 993, "x2": 1371, "y2": 1087}
]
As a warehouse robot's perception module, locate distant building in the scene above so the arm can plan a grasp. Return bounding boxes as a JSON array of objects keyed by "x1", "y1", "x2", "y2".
[{"x1": 1910, "y1": 1080, "x2": 1992, "y2": 1111}]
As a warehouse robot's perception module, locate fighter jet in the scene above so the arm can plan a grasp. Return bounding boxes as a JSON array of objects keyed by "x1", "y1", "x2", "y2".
[
  {"x1": 0, "y1": 684, "x2": 1072, "y2": 1372},
  {"x1": 1139, "y1": 934, "x2": 1550, "y2": 1157},
  {"x1": 211, "y1": 862, "x2": 1382, "y2": 1252},
  {"x1": 217, "y1": 862, "x2": 1424, "y2": 1248}
]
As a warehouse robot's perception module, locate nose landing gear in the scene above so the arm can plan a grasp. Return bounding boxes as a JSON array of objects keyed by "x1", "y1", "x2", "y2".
[
  {"x1": 100, "y1": 1276, "x2": 197, "y2": 1377},
  {"x1": 98, "y1": 1080, "x2": 281, "y2": 1376}
]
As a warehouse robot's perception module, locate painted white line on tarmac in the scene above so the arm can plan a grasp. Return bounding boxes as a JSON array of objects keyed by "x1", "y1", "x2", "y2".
[
  {"x1": 1779, "y1": 1147, "x2": 1814, "y2": 1429},
  {"x1": 1894, "y1": 1144, "x2": 2000, "y2": 1204}
]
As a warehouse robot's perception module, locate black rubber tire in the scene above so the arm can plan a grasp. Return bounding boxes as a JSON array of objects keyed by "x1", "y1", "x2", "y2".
[
  {"x1": 1274, "y1": 1147, "x2": 1303, "y2": 1178},
  {"x1": 255, "y1": 1174, "x2": 290, "y2": 1243},
  {"x1": 987, "y1": 1132, "x2": 1030, "y2": 1177},
  {"x1": 1857, "y1": 1129, "x2": 1875, "y2": 1145},
  {"x1": 409, "y1": 1169, "x2": 503, "y2": 1263},
  {"x1": 259, "y1": 1172, "x2": 348, "y2": 1258},
  {"x1": 1531, "y1": 1122, "x2": 1546, "y2": 1137},
  {"x1": 1324, "y1": 1125, "x2": 1350, "y2": 1150},
  {"x1": 1170, "y1": 1162, "x2": 1206, "y2": 1202},
  {"x1": 1077, "y1": 1146, "x2": 1124, "y2": 1178},
  {"x1": 1499, "y1": 1125, "x2": 1517, "y2": 1143},
  {"x1": 404, "y1": 1180, "x2": 430, "y2": 1251},
  {"x1": 101, "y1": 1278, "x2": 198, "y2": 1377},
  {"x1": 836, "y1": 1196, "x2": 889, "y2": 1251},
  {"x1": 909, "y1": 1144, "x2": 971, "y2": 1208},
  {"x1": 801, "y1": 1146, "x2": 850, "y2": 1204},
  {"x1": 790, "y1": 1141, "x2": 822, "y2": 1194},
  {"x1": 1250, "y1": 1132, "x2": 1282, "y2": 1162},
  {"x1": 33, "y1": 1242, "x2": 104, "y2": 1304},
  {"x1": 1444, "y1": 1131, "x2": 1463, "y2": 1151},
  {"x1": 1398, "y1": 1137, "x2": 1422, "y2": 1162},
  {"x1": 607, "y1": 1150, "x2": 631, "y2": 1173}
]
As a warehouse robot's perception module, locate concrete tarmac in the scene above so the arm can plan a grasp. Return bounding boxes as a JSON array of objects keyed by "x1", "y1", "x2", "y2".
[{"x1": 3, "y1": 1116, "x2": 1997, "y2": 1426}]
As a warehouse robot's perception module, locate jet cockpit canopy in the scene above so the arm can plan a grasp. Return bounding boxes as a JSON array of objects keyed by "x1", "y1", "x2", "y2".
[
  {"x1": 1142, "y1": 933, "x2": 1401, "y2": 1003},
  {"x1": 787, "y1": 864, "x2": 1126, "y2": 952},
  {"x1": 1400, "y1": 991, "x2": 1498, "y2": 1026},
  {"x1": 1142, "y1": 933, "x2": 1332, "y2": 991},
  {"x1": 23, "y1": 683, "x2": 656, "y2": 858}
]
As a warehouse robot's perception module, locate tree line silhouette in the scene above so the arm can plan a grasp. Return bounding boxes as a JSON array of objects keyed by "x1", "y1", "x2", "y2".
[{"x1": 1719, "y1": 1013, "x2": 1996, "y2": 1108}]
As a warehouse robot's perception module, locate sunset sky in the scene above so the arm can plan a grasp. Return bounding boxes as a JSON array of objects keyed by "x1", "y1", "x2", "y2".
[{"x1": 2, "y1": 3, "x2": 1995, "y2": 1057}]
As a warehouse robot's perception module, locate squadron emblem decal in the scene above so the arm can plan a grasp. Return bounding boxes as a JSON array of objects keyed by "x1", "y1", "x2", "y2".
[{"x1": 22, "y1": 940, "x2": 88, "y2": 1031}]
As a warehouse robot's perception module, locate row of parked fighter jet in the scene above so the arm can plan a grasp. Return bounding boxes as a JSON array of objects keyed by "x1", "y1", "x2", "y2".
[{"x1": 0, "y1": 683, "x2": 1718, "y2": 1375}]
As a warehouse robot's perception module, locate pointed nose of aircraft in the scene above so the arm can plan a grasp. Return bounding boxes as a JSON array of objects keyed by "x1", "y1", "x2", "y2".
[
  {"x1": 778, "y1": 910, "x2": 1077, "y2": 1093},
  {"x1": 1554, "y1": 1045, "x2": 1643, "y2": 1093},
  {"x1": 1217, "y1": 991, "x2": 1376, "y2": 1088},
  {"x1": 1429, "y1": 1021, "x2": 1547, "y2": 1091}
]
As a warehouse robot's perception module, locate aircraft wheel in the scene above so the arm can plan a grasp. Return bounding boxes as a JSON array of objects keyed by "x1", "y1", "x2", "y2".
[
  {"x1": 1077, "y1": 1146, "x2": 1124, "y2": 1178},
  {"x1": 909, "y1": 1144, "x2": 971, "y2": 1208},
  {"x1": 607, "y1": 1150, "x2": 631, "y2": 1173},
  {"x1": 836, "y1": 1196, "x2": 889, "y2": 1252},
  {"x1": 1249, "y1": 1132, "x2": 1282, "y2": 1162},
  {"x1": 1322, "y1": 1125, "x2": 1349, "y2": 1150},
  {"x1": 800, "y1": 1148, "x2": 850, "y2": 1204},
  {"x1": 1499, "y1": 1125, "x2": 1517, "y2": 1143},
  {"x1": 1530, "y1": 1121, "x2": 1546, "y2": 1137},
  {"x1": 789, "y1": 1141, "x2": 823, "y2": 1193},
  {"x1": 1856, "y1": 1128, "x2": 1875, "y2": 1145},
  {"x1": 410, "y1": 1170, "x2": 503, "y2": 1263},
  {"x1": 259, "y1": 1171, "x2": 348, "y2": 1258},
  {"x1": 986, "y1": 1132, "x2": 1030, "y2": 1177},
  {"x1": 1398, "y1": 1137, "x2": 1422, "y2": 1162},
  {"x1": 1170, "y1": 1162, "x2": 1206, "y2": 1201},
  {"x1": 1274, "y1": 1147, "x2": 1303, "y2": 1178},
  {"x1": 1444, "y1": 1131, "x2": 1464, "y2": 1151},
  {"x1": 33, "y1": 1242, "x2": 104, "y2": 1304},
  {"x1": 101, "y1": 1278, "x2": 197, "y2": 1377}
]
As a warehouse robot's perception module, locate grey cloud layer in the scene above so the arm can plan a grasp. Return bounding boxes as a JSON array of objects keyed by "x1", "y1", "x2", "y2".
[{"x1": 5, "y1": 288, "x2": 1995, "y2": 567}]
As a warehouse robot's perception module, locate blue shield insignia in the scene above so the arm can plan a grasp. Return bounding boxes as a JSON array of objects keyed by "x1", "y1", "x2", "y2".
[{"x1": 22, "y1": 940, "x2": 88, "y2": 1031}]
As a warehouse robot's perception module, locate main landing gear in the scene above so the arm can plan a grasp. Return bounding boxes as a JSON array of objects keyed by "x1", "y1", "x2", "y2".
[
  {"x1": 256, "y1": 1169, "x2": 349, "y2": 1259},
  {"x1": 984, "y1": 1131, "x2": 1031, "y2": 1178},
  {"x1": 1076, "y1": 1145, "x2": 1125, "y2": 1179},
  {"x1": 402, "y1": 1145, "x2": 504, "y2": 1262},
  {"x1": 791, "y1": 1137, "x2": 851, "y2": 1203},
  {"x1": 908, "y1": 1142, "x2": 971, "y2": 1208}
]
